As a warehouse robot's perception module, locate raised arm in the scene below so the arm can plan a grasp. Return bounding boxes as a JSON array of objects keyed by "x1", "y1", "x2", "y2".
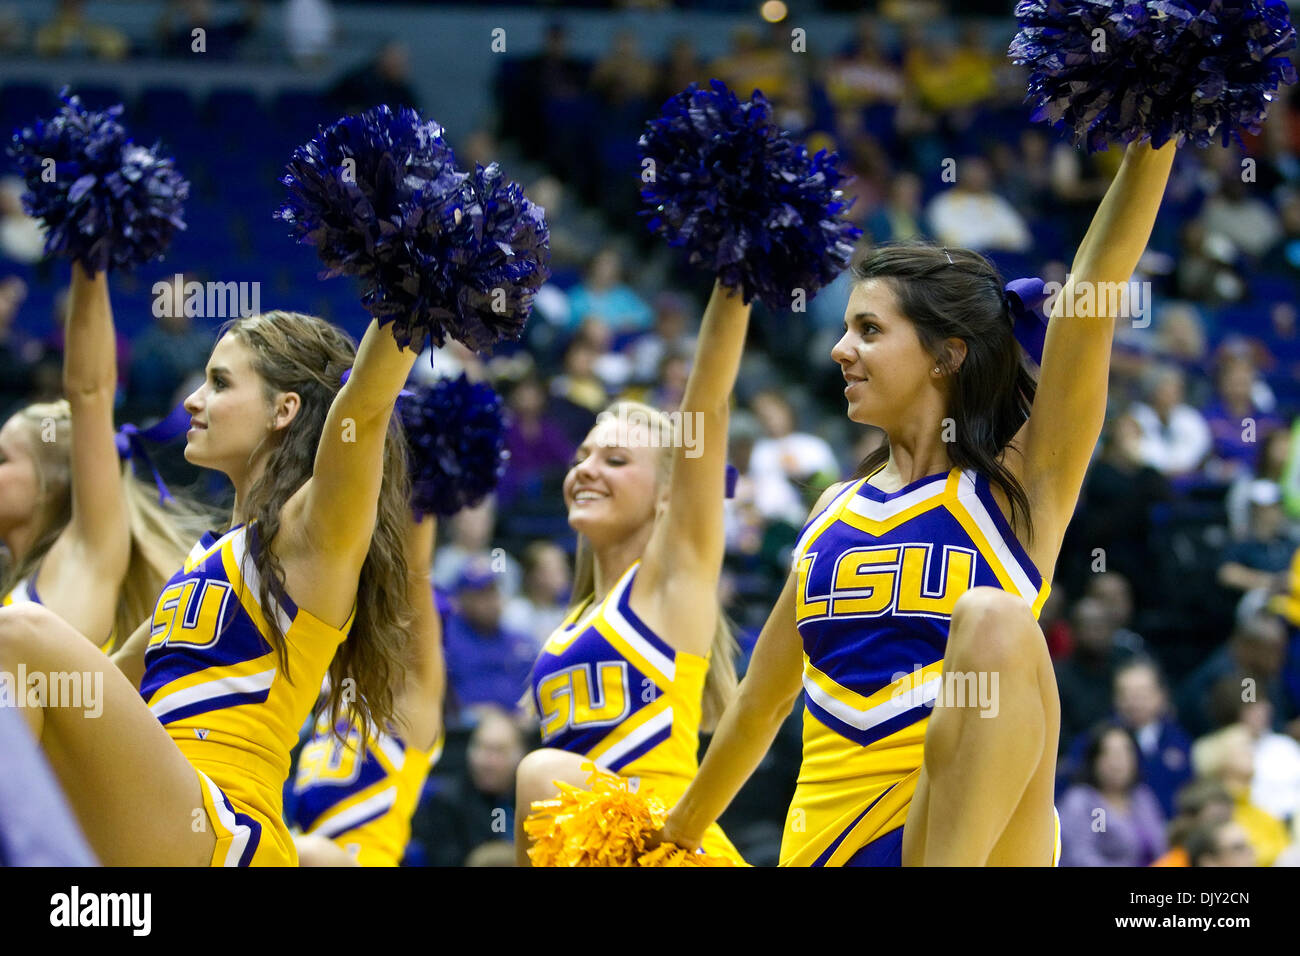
[
  {"x1": 287, "y1": 320, "x2": 420, "y2": 576},
  {"x1": 640, "y1": 280, "x2": 751, "y2": 594},
  {"x1": 394, "y1": 513, "x2": 444, "y2": 752},
  {"x1": 57, "y1": 264, "x2": 130, "y2": 579},
  {"x1": 661, "y1": 556, "x2": 807, "y2": 849},
  {"x1": 1015, "y1": 140, "x2": 1176, "y2": 568}
]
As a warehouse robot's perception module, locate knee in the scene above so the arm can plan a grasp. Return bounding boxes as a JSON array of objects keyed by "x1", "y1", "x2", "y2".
[
  {"x1": 947, "y1": 587, "x2": 1041, "y2": 673},
  {"x1": 515, "y1": 748, "x2": 577, "y2": 807}
]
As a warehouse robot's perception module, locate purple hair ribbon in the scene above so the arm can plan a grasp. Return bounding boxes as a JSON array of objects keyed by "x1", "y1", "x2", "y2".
[
  {"x1": 1003, "y1": 277, "x2": 1051, "y2": 366},
  {"x1": 114, "y1": 401, "x2": 191, "y2": 504}
]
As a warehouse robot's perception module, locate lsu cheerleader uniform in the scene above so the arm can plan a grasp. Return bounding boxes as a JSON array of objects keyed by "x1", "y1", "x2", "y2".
[
  {"x1": 140, "y1": 524, "x2": 353, "y2": 866},
  {"x1": 292, "y1": 713, "x2": 443, "y2": 866},
  {"x1": 532, "y1": 560, "x2": 746, "y2": 863},
  {"x1": 781, "y1": 465, "x2": 1061, "y2": 866}
]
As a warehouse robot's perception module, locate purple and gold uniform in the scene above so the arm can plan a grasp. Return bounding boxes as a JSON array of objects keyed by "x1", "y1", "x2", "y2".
[
  {"x1": 782, "y1": 465, "x2": 1060, "y2": 866},
  {"x1": 140, "y1": 524, "x2": 352, "y2": 866},
  {"x1": 292, "y1": 713, "x2": 443, "y2": 866},
  {"x1": 531, "y1": 560, "x2": 745, "y2": 863}
]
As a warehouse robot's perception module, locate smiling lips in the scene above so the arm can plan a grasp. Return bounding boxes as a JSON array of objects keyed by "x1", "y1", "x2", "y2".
[{"x1": 843, "y1": 371, "x2": 867, "y2": 394}]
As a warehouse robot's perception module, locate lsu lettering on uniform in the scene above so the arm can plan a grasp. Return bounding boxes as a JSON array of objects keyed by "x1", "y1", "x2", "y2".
[
  {"x1": 140, "y1": 524, "x2": 353, "y2": 866},
  {"x1": 532, "y1": 560, "x2": 746, "y2": 863},
  {"x1": 3, "y1": 568, "x2": 117, "y2": 654},
  {"x1": 782, "y1": 465, "x2": 1061, "y2": 867},
  {"x1": 292, "y1": 712, "x2": 443, "y2": 866}
]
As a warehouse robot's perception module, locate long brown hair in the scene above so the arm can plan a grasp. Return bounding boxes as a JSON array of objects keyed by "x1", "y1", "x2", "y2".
[
  {"x1": 221, "y1": 311, "x2": 412, "y2": 736},
  {"x1": 0, "y1": 399, "x2": 214, "y2": 643},
  {"x1": 567, "y1": 400, "x2": 738, "y2": 731},
  {"x1": 850, "y1": 241, "x2": 1037, "y2": 542}
]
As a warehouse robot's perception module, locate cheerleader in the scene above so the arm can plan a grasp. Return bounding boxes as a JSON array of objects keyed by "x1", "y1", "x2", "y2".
[
  {"x1": 292, "y1": 511, "x2": 445, "y2": 867},
  {"x1": 514, "y1": 279, "x2": 751, "y2": 865},
  {"x1": 0, "y1": 310, "x2": 421, "y2": 865},
  {"x1": 0, "y1": 263, "x2": 208, "y2": 649},
  {"x1": 657, "y1": 140, "x2": 1179, "y2": 865}
]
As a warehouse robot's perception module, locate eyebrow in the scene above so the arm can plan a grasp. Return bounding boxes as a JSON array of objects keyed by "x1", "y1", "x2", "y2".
[
  {"x1": 207, "y1": 365, "x2": 231, "y2": 377},
  {"x1": 844, "y1": 311, "x2": 880, "y2": 328}
]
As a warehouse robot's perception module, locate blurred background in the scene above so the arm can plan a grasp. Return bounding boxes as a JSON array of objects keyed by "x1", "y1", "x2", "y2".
[{"x1": 3, "y1": 0, "x2": 1300, "y2": 867}]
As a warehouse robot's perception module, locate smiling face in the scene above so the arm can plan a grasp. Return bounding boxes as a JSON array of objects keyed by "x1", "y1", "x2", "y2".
[
  {"x1": 563, "y1": 413, "x2": 663, "y2": 544},
  {"x1": 832, "y1": 279, "x2": 945, "y2": 430},
  {"x1": 182, "y1": 332, "x2": 278, "y2": 480}
]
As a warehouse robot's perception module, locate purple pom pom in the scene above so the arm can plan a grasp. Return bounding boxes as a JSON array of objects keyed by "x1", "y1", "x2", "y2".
[
  {"x1": 1010, "y1": 0, "x2": 1298, "y2": 151},
  {"x1": 397, "y1": 373, "x2": 508, "y2": 518},
  {"x1": 425, "y1": 162, "x2": 551, "y2": 352},
  {"x1": 7, "y1": 89, "x2": 188, "y2": 273},
  {"x1": 278, "y1": 105, "x2": 548, "y2": 354},
  {"x1": 638, "y1": 80, "x2": 861, "y2": 310}
]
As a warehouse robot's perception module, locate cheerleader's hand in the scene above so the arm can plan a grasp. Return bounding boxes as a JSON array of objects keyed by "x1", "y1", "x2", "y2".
[{"x1": 653, "y1": 811, "x2": 702, "y2": 853}]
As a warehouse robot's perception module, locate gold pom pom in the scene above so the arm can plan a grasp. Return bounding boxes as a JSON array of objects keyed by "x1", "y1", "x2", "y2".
[{"x1": 523, "y1": 763, "x2": 738, "y2": 867}]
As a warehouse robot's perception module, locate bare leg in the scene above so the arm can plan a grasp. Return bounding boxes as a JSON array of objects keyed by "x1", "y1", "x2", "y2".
[
  {"x1": 513, "y1": 747, "x2": 598, "y2": 866},
  {"x1": 902, "y1": 587, "x2": 1057, "y2": 866},
  {"x1": 0, "y1": 605, "x2": 217, "y2": 866}
]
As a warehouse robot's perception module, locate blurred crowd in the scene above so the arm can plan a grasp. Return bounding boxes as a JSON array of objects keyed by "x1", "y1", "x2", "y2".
[{"x1": 4, "y1": 4, "x2": 1300, "y2": 866}]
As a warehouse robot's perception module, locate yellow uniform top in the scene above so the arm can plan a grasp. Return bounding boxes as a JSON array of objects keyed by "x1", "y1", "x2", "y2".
[
  {"x1": 140, "y1": 523, "x2": 352, "y2": 866},
  {"x1": 782, "y1": 467, "x2": 1054, "y2": 866},
  {"x1": 531, "y1": 560, "x2": 745, "y2": 863},
  {"x1": 293, "y1": 713, "x2": 443, "y2": 867}
]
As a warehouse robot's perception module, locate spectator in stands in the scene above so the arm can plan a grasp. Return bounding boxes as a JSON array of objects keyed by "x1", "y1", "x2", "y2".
[
  {"x1": 1185, "y1": 818, "x2": 1257, "y2": 867},
  {"x1": 0, "y1": 5, "x2": 26, "y2": 54},
  {"x1": 126, "y1": 274, "x2": 214, "y2": 421},
  {"x1": 1239, "y1": 690, "x2": 1300, "y2": 827},
  {"x1": 708, "y1": 24, "x2": 794, "y2": 103},
  {"x1": 1151, "y1": 778, "x2": 1235, "y2": 866},
  {"x1": 565, "y1": 250, "x2": 653, "y2": 335},
  {"x1": 864, "y1": 172, "x2": 929, "y2": 244},
  {"x1": 495, "y1": 375, "x2": 574, "y2": 514},
  {"x1": 1055, "y1": 596, "x2": 1143, "y2": 746},
  {"x1": 442, "y1": 557, "x2": 536, "y2": 718},
  {"x1": 625, "y1": 292, "x2": 697, "y2": 387},
  {"x1": 1129, "y1": 366, "x2": 1213, "y2": 480},
  {"x1": 284, "y1": 0, "x2": 334, "y2": 67},
  {"x1": 654, "y1": 35, "x2": 705, "y2": 106},
  {"x1": 35, "y1": 0, "x2": 128, "y2": 60},
  {"x1": 1200, "y1": 173, "x2": 1284, "y2": 261},
  {"x1": 1191, "y1": 723, "x2": 1289, "y2": 866},
  {"x1": 1174, "y1": 219, "x2": 1246, "y2": 304},
  {"x1": 903, "y1": 28, "x2": 996, "y2": 115},
  {"x1": 549, "y1": 334, "x2": 608, "y2": 423},
  {"x1": 1179, "y1": 612, "x2": 1288, "y2": 737},
  {"x1": 502, "y1": 541, "x2": 571, "y2": 654},
  {"x1": 328, "y1": 40, "x2": 419, "y2": 115},
  {"x1": 432, "y1": 497, "x2": 521, "y2": 597},
  {"x1": 410, "y1": 708, "x2": 525, "y2": 866},
  {"x1": 748, "y1": 389, "x2": 841, "y2": 526},
  {"x1": 1063, "y1": 413, "x2": 1172, "y2": 603},
  {"x1": 925, "y1": 157, "x2": 1032, "y2": 254},
  {"x1": 0, "y1": 178, "x2": 45, "y2": 265},
  {"x1": 1202, "y1": 354, "x2": 1284, "y2": 484},
  {"x1": 1086, "y1": 572, "x2": 1146, "y2": 646},
  {"x1": 1216, "y1": 482, "x2": 1296, "y2": 604},
  {"x1": 825, "y1": 18, "x2": 903, "y2": 112},
  {"x1": 590, "y1": 29, "x2": 655, "y2": 106},
  {"x1": 157, "y1": 0, "x2": 260, "y2": 59},
  {"x1": 1259, "y1": 190, "x2": 1300, "y2": 279},
  {"x1": 1109, "y1": 656, "x2": 1194, "y2": 818},
  {"x1": 1058, "y1": 724, "x2": 1168, "y2": 866}
]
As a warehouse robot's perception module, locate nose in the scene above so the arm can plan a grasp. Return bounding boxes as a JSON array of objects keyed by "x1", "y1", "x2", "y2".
[
  {"x1": 183, "y1": 384, "x2": 205, "y2": 415},
  {"x1": 830, "y1": 330, "x2": 856, "y2": 367}
]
